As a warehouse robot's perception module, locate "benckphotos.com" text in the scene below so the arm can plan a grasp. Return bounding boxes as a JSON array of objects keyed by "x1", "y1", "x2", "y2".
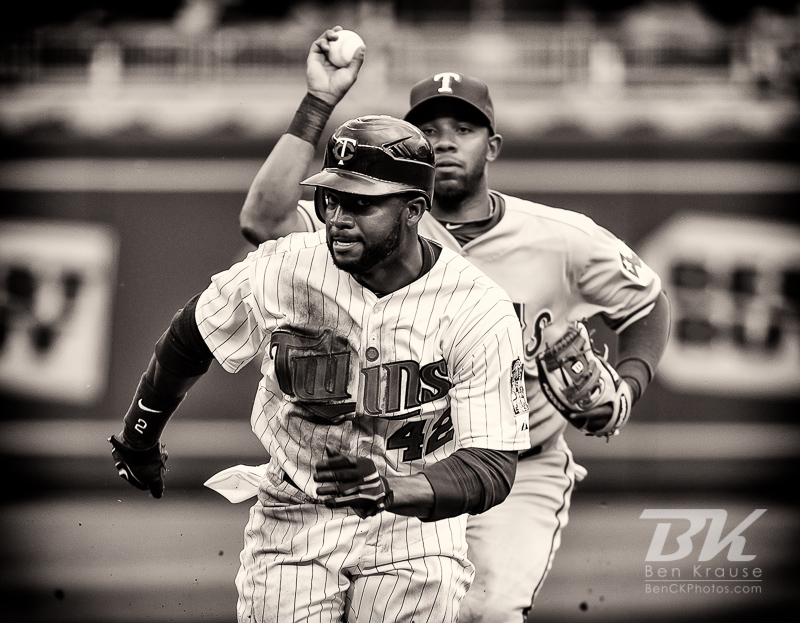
[{"x1": 646, "y1": 583, "x2": 762, "y2": 595}]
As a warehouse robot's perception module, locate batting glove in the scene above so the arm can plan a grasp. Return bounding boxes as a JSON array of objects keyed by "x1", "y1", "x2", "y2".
[
  {"x1": 314, "y1": 452, "x2": 393, "y2": 518},
  {"x1": 108, "y1": 434, "x2": 168, "y2": 499}
]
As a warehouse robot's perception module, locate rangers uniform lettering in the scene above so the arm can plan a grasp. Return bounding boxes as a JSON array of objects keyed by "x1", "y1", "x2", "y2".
[
  {"x1": 434, "y1": 72, "x2": 462, "y2": 93},
  {"x1": 513, "y1": 304, "x2": 553, "y2": 358},
  {"x1": 417, "y1": 195, "x2": 662, "y2": 446}
]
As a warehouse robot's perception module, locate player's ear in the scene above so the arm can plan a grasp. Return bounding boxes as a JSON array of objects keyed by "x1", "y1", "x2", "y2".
[
  {"x1": 487, "y1": 132, "x2": 503, "y2": 162},
  {"x1": 404, "y1": 195, "x2": 427, "y2": 226}
]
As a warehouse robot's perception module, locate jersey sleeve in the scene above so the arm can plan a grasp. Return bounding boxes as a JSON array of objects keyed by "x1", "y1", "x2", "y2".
[
  {"x1": 447, "y1": 290, "x2": 531, "y2": 452},
  {"x1": 574, "y1": 224, "x2": 662, "y2": 332},
  {"x1": 194, "y1": 247, "x2": 272, "y2": 373}
]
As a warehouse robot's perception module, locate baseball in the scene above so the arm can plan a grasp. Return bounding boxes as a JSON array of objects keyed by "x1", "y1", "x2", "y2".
[{"x1": 327, "y1": 30, "x2": 364, "y2": 67}]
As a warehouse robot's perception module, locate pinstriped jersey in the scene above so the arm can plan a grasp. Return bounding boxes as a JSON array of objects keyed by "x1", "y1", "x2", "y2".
[
  {"x1": 195, "y1": 228, "x2": 530, "y2": 500},
  {"x1": 298, "y1": 192, "x2": 662, "y2": 448}
]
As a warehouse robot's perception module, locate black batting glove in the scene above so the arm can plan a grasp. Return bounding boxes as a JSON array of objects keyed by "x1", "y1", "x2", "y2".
[
  {"x1": 314, "y1": 452, "x2": 393, "y2": 518},
  {"x1": 108, "y1": 434, "x2": 168, "y2": 499}
]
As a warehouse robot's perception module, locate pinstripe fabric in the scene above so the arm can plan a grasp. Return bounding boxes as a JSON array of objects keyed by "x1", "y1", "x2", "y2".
[
  {"x1": 457, "y1": 437, "x2": 583, "y2": 623},
  {"x1": 196, "y1": 229, "x2": 529, "y2": 622},
  {"x1": 236, "y1": 501, "x2": 473, "y2": 623},
  {"x1": 296, "y1": 190, "x2": 662, "y2": 619}
]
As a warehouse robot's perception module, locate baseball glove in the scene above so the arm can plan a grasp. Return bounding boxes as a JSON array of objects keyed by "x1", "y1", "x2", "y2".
[
  {"x1": 314, "y1": 451, "x2": 394, "y2": 518},
  {"x1": 535, "y1": 322, "x2": 632, "y2": 438},
  {"x1": 108, "y1": 434, "x2": 168, "y2": 498}
]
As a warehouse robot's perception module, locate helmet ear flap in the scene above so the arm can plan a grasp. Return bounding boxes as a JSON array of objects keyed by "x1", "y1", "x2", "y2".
[{"x1": 314, "y1": 186, "x2": 326, "y2": 222}]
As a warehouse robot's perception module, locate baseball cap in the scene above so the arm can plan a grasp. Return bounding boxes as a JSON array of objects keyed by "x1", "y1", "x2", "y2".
[{"x1": 404, "y1": 72, "x2": 495, "y2": 134}]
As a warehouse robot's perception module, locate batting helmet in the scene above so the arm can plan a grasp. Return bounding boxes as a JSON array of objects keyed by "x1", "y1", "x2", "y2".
[{"x1": 300, "y1": 115, "x2": 435, "y2": 220}]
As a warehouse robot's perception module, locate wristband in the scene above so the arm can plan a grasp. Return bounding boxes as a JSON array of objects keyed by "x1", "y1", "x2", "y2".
[
  {"x1": 286, "y1": 93, "x2": 335, "y2": 146},
  {"x1": 616, "y1": 358, "x2": 650, "y2": 404},
  {"x1": 378, "y1": 475, "x2": 395, "y2": 513},
  {"x1": 122, "y1": 374, "x2": 184, "y2": 449}
]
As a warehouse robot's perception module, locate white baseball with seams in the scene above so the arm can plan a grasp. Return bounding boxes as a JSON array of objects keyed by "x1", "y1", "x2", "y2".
[{"x1": 328, "y1": 30, "x2": 364, "y2": 67}]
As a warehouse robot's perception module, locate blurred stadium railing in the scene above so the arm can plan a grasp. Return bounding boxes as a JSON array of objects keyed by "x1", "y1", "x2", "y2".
[{"x1": 1, "y1": 5, "x2": 798, "y2": 139}]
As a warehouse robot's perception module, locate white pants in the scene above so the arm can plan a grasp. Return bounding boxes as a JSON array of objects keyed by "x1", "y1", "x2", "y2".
[
  {"x1": 458, "y1": 435, "x2": 586, "y2": 623},
  {"x1": 235, "y1": 488, "x2": 474, "y2": 622}
]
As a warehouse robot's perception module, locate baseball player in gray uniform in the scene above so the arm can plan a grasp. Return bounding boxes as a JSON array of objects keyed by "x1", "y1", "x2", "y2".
[
  {"x1": 238, "y1": 27, "x2": 671, "y2": 622},
  {"x1": 108, "y1": 114, "x2": 531, "y2": 623}
]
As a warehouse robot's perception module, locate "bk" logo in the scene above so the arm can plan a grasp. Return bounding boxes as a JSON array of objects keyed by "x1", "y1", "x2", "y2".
[{"x1": 640, "y1": 509, "x2": 766, "y2": 562}]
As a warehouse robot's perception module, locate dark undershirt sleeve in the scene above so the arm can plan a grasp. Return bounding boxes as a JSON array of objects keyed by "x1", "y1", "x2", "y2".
[
  {"x1": 420, "y1": 447, "x2": 518, "y2": 522},
  {"x1": 154, "y1": 293, "x2": 214, "y2": 378},
  {"x1": 615, "y1": 290, "x2": 671, "y2": 403},
  {"x1": 121, "y1": 295, "x2": 215, "y2": 448}
]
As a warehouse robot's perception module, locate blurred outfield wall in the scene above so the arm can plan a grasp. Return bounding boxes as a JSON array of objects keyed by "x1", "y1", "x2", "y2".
[
  {"x1": 0, "y1": 138, "x2": 797, "y2": 493},
  {"x1": 0, "y1": 136, "x2": 798, "y2": 623}
]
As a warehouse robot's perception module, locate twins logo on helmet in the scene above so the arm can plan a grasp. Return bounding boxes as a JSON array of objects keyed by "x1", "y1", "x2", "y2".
[{"x1": 333, "y1": 137, "x2": 357, "y2": 163}]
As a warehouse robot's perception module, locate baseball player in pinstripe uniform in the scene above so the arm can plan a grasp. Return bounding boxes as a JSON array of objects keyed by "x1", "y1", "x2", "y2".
[
  {"x1": 238, "y1": 28, "x2": 671, "y2": 622},
  {"x1": 108, "y1": 114, "x2": 531, "y2": 622}
]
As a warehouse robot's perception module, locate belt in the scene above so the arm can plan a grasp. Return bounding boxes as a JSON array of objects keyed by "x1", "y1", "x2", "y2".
[
  {"x1": 518, "y1": 445, "x2": 542, "y2": 461},
  {"x1": 518, "y1": 432, "x2": 563, "y2": 461},
  {"x1": 282, "y1": 471, "x2": 299, "y2": 489}
]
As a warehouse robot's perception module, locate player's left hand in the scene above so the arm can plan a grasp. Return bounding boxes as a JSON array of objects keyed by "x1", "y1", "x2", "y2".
[
  {"x1": 314, "y1": 452, "x2": 393, "y2": 518},
  {"x1": 108, "y1": 434, "x2": 168, "y2": 498},
  {"x1": 536, "y1": 322, "x2": 633, "y2": 438},
  {"x1": 568, "y1": 375, "x2": 633, "y2": 438}
]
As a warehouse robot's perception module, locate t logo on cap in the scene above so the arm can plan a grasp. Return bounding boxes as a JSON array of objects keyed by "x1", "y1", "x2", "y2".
[
  {"x1": 405, "y1": 72, "x2": 496, "y2": 134},
  {"x1": 434, "y1": 72, "x2": 462, "y2": 94}
]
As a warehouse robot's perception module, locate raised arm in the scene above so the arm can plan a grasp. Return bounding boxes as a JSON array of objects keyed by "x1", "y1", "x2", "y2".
[{"x1": 239, "y1": 26, "x2": 365, "y2": 245}]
